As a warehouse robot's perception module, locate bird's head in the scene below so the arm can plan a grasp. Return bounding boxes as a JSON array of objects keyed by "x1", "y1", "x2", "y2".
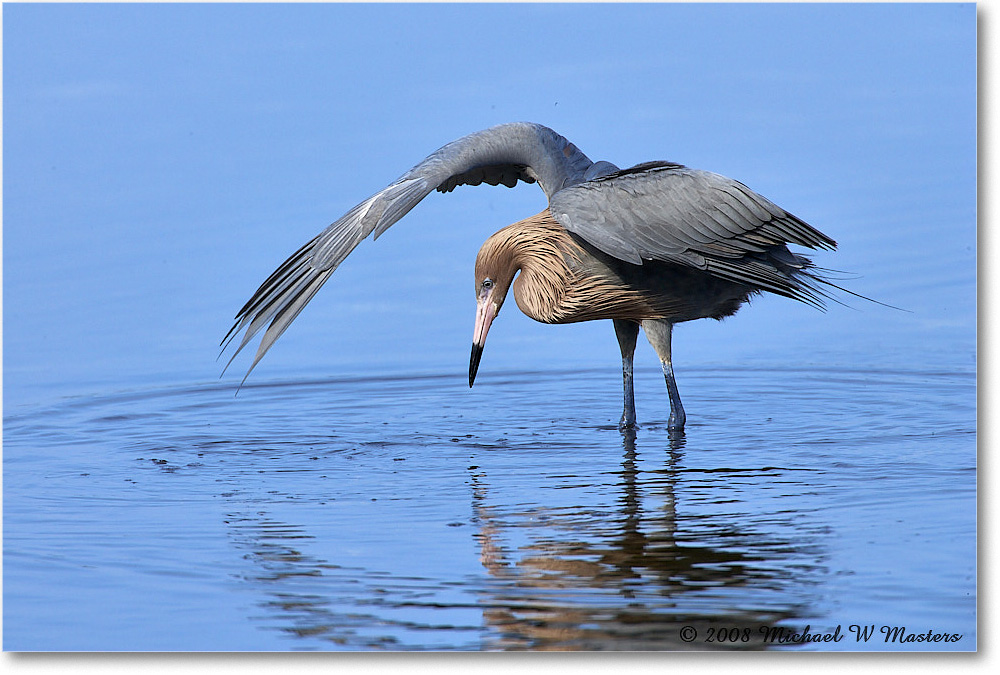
[{"x1": 469, "y1": 236, "x2": 518, "y2": 387}]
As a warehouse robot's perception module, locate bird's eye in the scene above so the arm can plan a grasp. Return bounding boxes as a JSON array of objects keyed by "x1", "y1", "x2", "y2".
[{"x1": 482, "y1": 278, "x2": 495, "y2": 290}]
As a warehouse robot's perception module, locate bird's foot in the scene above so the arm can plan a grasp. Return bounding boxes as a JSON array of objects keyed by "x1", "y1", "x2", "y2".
[
  {"x1": 618, "y1": 412, "x2": 637, "y2": 431},
  {"x1": 667, "y1": 411, "x2": 686, "y2": 432},
  {"x1": 618, "y1": 420, "x2": 638, "y2": 432}
]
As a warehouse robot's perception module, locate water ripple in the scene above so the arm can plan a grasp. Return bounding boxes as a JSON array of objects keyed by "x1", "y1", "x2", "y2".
[{"x1": 3, "y1": 365, "x2": 976, "y2": 650}]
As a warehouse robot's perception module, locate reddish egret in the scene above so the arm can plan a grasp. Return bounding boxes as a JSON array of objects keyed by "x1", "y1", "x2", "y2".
[{"x1": 223, "y1": 123, "x2": 836, "y2": 431}]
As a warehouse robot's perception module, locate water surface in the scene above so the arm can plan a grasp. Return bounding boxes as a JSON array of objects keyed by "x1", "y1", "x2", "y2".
[{"x1": 3, "y1": 366, "x2": 976, "y2": 650}]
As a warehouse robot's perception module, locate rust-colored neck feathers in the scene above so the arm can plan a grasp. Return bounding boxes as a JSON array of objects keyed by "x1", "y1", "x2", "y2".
[
  {"x1": 474, "y1": 211, "x2": 569, "y2": 323},
  {"x1": 474, "y1": 210, "x2": 666, "y2": 324}
]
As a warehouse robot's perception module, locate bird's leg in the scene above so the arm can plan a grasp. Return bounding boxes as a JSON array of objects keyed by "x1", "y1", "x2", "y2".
[
  {"x1": 613, "y1": 319, "x2": 640, "y2": 430},
  {"x1": 641, "y1": 320, "x2": 686, "y2": 432}
]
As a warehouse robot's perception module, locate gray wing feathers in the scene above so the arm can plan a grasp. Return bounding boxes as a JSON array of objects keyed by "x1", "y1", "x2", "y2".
[
  {"x1": 223, "y1": 122, "x2": 596, "y2": 377},
  {"x1": 550, "y1": 163, "x2": 836, "y2": 305},
  {"x1": 220, "y1": 235, "x2": 335, "y2": 379},
  {"x1": 422, "y1": 122, "x2": 595, "y2": 200},
  {"x1": 242, "y1": 268, "x2": 335, "y2": 378},
  {"x1": 551, "y1": 164, "x2": 835, "y2": 266}
]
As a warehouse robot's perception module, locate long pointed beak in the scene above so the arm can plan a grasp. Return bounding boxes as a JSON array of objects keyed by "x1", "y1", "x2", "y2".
[{"x1": 470, "y1": 293, "x2": 498, "y2": 387}]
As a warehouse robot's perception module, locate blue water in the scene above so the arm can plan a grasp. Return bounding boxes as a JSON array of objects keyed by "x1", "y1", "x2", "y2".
[
  {"x1": 3, "y1": 3, "x2": 976, "y2": 652},
  {"x1": 3, "y1": 365, "x2": 976, "y2": 651}
]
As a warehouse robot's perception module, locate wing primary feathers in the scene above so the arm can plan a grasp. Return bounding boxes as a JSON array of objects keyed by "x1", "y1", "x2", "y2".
[
  {"x1": 245, "y1": 269, "x2": 335, "y2": 375},
  {"x1": 220, "y1": 237, "x2": 320, "y2": 352},
  {"x1": 222, "y1": 122, "x2": 598, "y2": 380}
]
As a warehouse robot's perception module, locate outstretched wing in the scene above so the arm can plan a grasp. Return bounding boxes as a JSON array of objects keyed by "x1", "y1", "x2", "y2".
[
  {"x1": 222, "y1": 122, "x2": 596, "y2": 378},
  {"x1": 550, "y1": 161, "x2": 837, "y2": 302}
]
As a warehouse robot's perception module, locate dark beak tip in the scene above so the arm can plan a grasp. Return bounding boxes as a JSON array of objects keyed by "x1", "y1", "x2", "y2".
[{"x1": 469, "y1": 343, "x2": 484, "y2": 388}]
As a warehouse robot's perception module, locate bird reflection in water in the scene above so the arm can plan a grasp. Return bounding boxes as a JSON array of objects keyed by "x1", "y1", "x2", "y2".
[
  {"x1": 219, "y1": 427, "x2": 822, "y2": 650},
  {"x1": 468, "y1": 430, "x2": 811, "y2": 651}
]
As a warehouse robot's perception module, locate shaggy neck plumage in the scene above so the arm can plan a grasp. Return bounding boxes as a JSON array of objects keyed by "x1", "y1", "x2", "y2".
[{"x1": 475, "y1": 211, "x2": 575, "y2": 323}]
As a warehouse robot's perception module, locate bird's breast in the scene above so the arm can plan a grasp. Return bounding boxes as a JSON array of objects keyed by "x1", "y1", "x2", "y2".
[{"x1": 512, "y1": 259, "x2": 662, "y2": 325}]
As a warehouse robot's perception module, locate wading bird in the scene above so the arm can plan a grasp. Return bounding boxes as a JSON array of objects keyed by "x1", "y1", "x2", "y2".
[{"x1": 223, "y1": 122, "x2": 836, "y2": 431}]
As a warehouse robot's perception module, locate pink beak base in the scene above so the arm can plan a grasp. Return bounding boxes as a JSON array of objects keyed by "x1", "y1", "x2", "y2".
[{"x1": 469, "y1": 296, "x2": 497, "y2": 387}]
